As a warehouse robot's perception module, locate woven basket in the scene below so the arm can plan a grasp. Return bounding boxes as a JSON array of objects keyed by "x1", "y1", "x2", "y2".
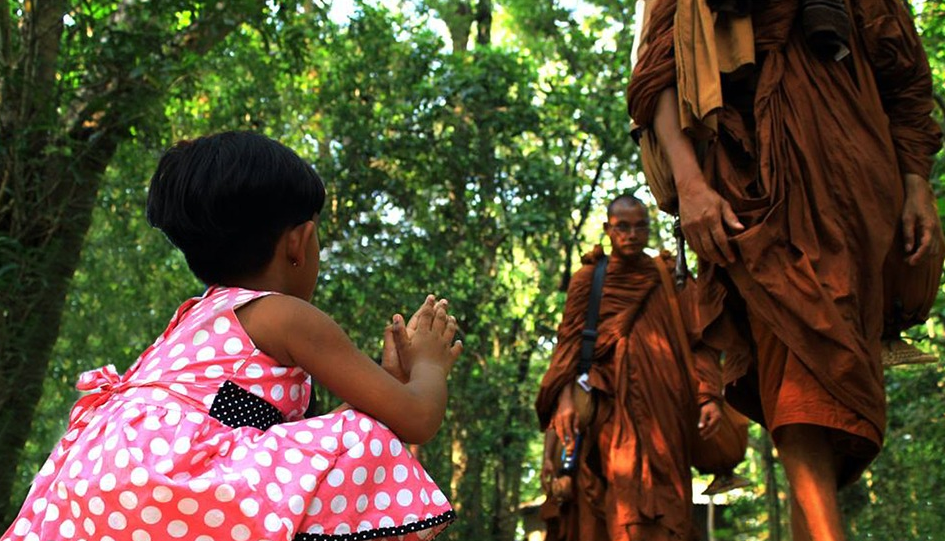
[{"x1": 881, "y1": 339, "x2": 938, "y2": 367}]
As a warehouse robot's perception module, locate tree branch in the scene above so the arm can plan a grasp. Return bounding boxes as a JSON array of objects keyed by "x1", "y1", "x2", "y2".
[
  {"x1": 475, "y1": 0, "x2": 492, "y2": 46},
  {"x1": 177, "y1": 1, "x2": 252, "y2": 55},
  {"x1": 572, "y1": 148, "x2": 607, "y2": 241},
  {"x1": 429, "y1": 0, "x2": 473, "y2": 54},
  {"x1": 560, "y1": 147, "x2": 609, "y2": 290},
  {"x1": 20, "y1": 0, "x2": 65, "y2": 122},
  {"x1": 0, "y1": 0, "x2": 12, "y2": 71}
]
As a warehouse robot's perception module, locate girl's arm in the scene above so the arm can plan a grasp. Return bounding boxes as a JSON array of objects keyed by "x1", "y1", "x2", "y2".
[{"x1": 237, "y1": 295, "x2": 461, "y2": 444}]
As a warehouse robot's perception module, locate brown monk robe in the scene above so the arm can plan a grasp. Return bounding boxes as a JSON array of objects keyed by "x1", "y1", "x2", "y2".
[
  {"x1": 627, "y1": 0, "x2": 942, "y2": 538},
  {"x1": 536, "y1": 198, "x2": 723, "y2": 541}
]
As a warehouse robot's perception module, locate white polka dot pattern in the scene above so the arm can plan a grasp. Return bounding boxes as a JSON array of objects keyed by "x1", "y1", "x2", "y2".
[{"x1": 2, "y1": 286, "x2": 454, "y2": 541}]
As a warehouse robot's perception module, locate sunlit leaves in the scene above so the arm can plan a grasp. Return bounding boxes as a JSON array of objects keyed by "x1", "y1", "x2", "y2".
[{"x1": 11, "y1": 0, "x2": 945, "y2": 538}]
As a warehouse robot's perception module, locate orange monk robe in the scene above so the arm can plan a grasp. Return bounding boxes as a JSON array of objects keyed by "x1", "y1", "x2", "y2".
[
  {"x1": 627, "y1": 0, "x2": 942, "y2": 483},
  {"x1": 536, "y1": 248, "x2": 722, "y2": 541}
]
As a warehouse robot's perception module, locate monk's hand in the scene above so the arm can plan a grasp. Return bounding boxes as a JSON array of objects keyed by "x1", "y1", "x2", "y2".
[
  {"x1": 902, "y1": 173, "x2": 943, "y2": 266},
  {"x1": 552, "y1": 387, "x2": 579, "y2": 451},
  {"x1": 382, "y1": 315, "x2": 409, "y2": 383},
  {"x1": 698, "y1": 401, "x2": 722, "y2": 440},
  {"x1": 677, "y1": 175, "x2": 744, "y2": 267}
]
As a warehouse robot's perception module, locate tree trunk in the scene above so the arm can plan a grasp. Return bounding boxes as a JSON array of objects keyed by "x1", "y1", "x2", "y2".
[
  {"x1": 476, "y1": 0, "x2": 492, "y2": 46},
  {"x1": 491, "y1": 340, "x2": 533, "y2": 541},
  {"x1": 0, "y1": 154, "x2": 105, "y2": 522},
  {"x1": 433, "y1": 0, "x2": 474, "y2": 54},
  {"x1": 0, "y1": 0, "x2": 257, "y2": 520},
  {"x1": 762, "y1": 435, "x2": 783, "y2": 541}
]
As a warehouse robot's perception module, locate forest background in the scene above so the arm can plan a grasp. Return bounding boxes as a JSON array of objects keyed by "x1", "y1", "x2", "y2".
[{"x1": 1, "y1": 0, "x2": 944, "y2": 539}]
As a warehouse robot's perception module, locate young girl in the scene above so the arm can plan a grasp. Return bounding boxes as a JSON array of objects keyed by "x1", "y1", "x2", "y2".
[{"x1": 2, "y1": 131, "x2": 462, "y2": 541}]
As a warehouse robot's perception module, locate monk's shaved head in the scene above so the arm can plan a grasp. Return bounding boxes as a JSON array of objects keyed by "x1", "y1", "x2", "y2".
[{"x1": 607, "y1": 194, "x2": 645, "y2": 218}]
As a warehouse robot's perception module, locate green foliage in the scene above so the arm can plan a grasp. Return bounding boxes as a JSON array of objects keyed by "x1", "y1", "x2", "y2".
[
  {"x1": 7, "y1": 0, "x2": 945, "y2": 539},
  {"x1": 843, "y1": 365, "x2": 945, "y2": 540}
]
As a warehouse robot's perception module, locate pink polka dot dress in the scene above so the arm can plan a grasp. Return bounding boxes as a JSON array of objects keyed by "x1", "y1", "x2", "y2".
[{"x1": 2, "y1": 286, "x2": 455, "y2": 541}]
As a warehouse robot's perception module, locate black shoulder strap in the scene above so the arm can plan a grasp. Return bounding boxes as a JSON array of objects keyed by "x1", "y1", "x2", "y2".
[
  {"x1": 674, "y1": 217, "x2": 689, "y2": 289},
  {"x1": 577, "y1": 256, "x2": 608, "y2": 376}
]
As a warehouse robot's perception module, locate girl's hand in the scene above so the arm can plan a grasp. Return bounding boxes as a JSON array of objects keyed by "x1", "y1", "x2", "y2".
[
  {"x1": 381, "y1": 316, "x2": 409, "y2": 383},
  {"x1": 395, "y1": 295, "x2": 463, "y2": 377}
]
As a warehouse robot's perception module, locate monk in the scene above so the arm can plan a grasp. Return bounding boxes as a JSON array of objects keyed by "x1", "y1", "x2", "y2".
[
  {"x1": 626, "y1": 0, "x2": 942, "y2": 538},
  {"x1": 536, "y1": 195, "x2": 723, "y2": 541}
]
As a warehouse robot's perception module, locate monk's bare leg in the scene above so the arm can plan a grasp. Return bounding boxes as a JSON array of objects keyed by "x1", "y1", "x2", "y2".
[
  {"x1": 789, "y1": 492, "x2": 813, "y2": 541},
  {"x1": 776, "y1": 424, "x2": 845, "y2": 541}
]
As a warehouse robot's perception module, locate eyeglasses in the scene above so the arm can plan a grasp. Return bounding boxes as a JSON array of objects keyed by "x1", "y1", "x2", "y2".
[{"x1": 609, "y1": 222, "x2": 650, "y2": 235}]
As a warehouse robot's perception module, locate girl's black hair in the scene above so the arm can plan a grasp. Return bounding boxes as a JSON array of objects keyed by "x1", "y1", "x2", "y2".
[{"x1": 146, "y1": 131, "x2": 326, "y2": 285}]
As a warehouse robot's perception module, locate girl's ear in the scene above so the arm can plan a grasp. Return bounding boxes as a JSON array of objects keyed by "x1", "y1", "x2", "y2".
[{"x1": 284, "y1": 221, "x2": 315, "y2": 268}]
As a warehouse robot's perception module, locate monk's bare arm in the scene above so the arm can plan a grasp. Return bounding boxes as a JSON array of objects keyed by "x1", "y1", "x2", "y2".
[
  {"x1": 653, "y1": 88, "x2": 702, "y2": 189},
  {"x1": 854, "y1": 0, "x2": 943, "y2": 263},
  {"x1": 551, "y1": 382, "x2": 578, "y2": 446},
  {"x1": 653, "y1": 88, "x2": 743, "y2": 265}
]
